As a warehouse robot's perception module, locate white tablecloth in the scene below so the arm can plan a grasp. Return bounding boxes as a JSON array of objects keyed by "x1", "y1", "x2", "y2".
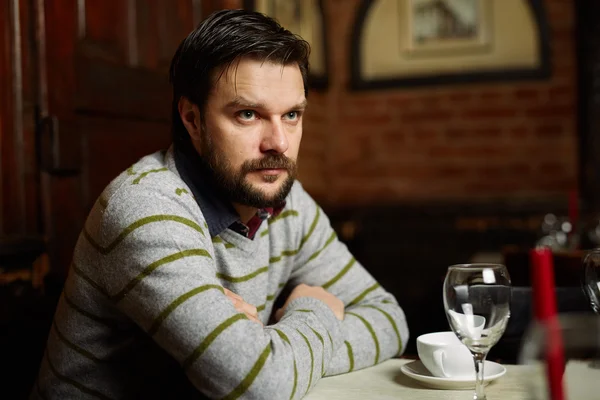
[{"x1": 305, "y1": 358, "x2": 599, "y2": 400}]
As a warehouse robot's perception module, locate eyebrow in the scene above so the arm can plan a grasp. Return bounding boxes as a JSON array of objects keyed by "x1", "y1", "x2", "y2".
[{"x1": 225, "y1": 96, "x2": 307, "y2": 111}]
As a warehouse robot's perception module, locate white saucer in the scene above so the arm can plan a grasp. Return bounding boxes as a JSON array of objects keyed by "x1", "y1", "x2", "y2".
[{"x1": 400, "y1": 360, "x2": 506, "y2": 390}]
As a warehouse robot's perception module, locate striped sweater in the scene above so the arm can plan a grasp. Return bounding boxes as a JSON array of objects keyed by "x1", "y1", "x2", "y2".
[{"x1": 32, "y1": 147, "x2": 409, "y2": 399}]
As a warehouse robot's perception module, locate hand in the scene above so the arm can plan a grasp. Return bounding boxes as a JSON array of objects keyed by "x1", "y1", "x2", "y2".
[
  {"x1": 275, "y1": 284, "x2": 344, "y2": 322},
  {"x1": 224, "y1": 288, "x2": 263, "y2": 326}
]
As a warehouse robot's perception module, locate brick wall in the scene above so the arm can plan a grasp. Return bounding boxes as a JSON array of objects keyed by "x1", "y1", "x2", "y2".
[{"x1": 296, "y1": 0, "x2": 578, "y2": 207}]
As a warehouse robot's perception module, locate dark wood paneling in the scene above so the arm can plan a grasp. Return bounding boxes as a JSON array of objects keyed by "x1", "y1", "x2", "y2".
[
  {"x1": 1, "y1": 0, "x2": 40, "y2": 235},
  {"x1": 82, "y1": 0, "x2": 130, "y2": 64},
  {"x1": 75, "y1": 56, "x2": 171, "y2": 120},
  {"x1": 577, "y1": 0, "x2": 600, "y2": 213},
  {"x1": 40, "y1": 0, "x2": 198, "y2": 275},
  {"x1": 80, "y1": 116, "x2": 171, "y2": 211}
]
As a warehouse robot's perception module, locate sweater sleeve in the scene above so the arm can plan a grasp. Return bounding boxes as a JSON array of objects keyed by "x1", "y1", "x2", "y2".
[
  {"x1": 93, "y1": 184, "x2": 343, "y2": 399},
  {"x1": 284, "y1": 182, "x2": 409, "y2": 376}
]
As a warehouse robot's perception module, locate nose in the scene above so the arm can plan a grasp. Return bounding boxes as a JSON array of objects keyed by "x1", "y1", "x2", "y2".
[{"x1": 260, "y1": 119, "x2": 289, "y2": 154}]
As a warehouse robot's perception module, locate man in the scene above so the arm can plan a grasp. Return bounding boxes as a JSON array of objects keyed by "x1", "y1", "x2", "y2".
[{"x1": 33, "y1": 9, "x2": 408, "y2": 399}]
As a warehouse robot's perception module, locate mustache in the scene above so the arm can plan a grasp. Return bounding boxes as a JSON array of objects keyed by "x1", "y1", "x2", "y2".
[{"x1": 241, "y1": 154, "x2": 296, "y2": 173}]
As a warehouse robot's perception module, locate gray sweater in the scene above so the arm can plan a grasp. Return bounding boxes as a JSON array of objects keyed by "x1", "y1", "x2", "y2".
[{"x1": 32, "y1": 147, "x2": 409, "y2": 399}]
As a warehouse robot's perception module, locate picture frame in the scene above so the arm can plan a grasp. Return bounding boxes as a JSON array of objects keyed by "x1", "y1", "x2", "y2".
[
  {"x1": 349, "y1": 0, "x2": 551, "y2": 90},
  {"x1": 404, "y1": 0, "x2": 493, "y2": 57}
]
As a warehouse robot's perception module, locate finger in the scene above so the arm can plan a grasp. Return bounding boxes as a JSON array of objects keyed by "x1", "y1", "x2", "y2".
[
  {"x1": 246, "y1": 313, "x2": 263, "y2": 326},
  {"x1": 224, "y1": 288, "x2": 243, "y2": 301},
  {"x1": 236, "y1": 301, "x2": 258, "y2": 318}
]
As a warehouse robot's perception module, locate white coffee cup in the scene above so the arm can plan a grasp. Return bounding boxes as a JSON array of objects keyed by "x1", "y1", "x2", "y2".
[{"x1": 416, "y1": 331, "x2": 475, "y2": 378}]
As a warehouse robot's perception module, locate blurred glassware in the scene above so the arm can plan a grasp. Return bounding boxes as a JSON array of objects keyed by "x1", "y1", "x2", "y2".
[
  {"x1": 582, "y1": 248, "x2": 600, "y2": 314},
  {"x1": 518, "y1": 313, "x2": 600, "y2": 399},
  {"x1": 536, "y1": 214, "x2": 578, "y2": 251}
]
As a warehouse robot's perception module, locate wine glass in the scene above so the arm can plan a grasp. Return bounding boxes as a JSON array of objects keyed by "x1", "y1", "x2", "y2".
[
  {"x1": 443, "y1": 264, "x2": 512, "y2": 400},
  {"x1": 582, "y1": 248, "x2": 600, "y2": 314}
]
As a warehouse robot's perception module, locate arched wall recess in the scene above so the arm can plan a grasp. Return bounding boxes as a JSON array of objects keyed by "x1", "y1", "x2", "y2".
[{"x1": 350, "y1": 0, "x2": 551, "y2": 90}]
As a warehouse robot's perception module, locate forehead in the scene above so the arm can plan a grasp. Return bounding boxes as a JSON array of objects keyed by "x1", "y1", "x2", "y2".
[{"x1": 210, "y1": 58, "x2": 306, "y2": 107}]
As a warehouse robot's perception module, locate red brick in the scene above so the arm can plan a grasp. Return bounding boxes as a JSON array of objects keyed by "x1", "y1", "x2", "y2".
[
  {"x1": 538, "y1": 162, "x2": 567, "y2": 175},
  {"x1": 535, "y1": 124, "x2": 564, "y2": 138},
  {"x1": 445, "y1": 127, "x2": 502, "y2": 139},
  {"x1": 462, "y1": 107, "x2": 517, "y2": 119},
  {"x1": 526, "y1": 105, "x2": 574, "y2": 118},
  {"x1": 448, "y1": 92, "x2": 473, "y2": 102},
  {"x1": 436, "y1": 165, "x2": 471, "y2": 177},
  {"x1": 402, "y1": 110, "x2": 454, "y2": 123},
  {"x1": 342, "y1": 114, "x2": 392, "y2": 126},
  {"x1": 387, "y1": 96, "x2": 413, "y2": 109},
  {"x1": 479, "y1": 91, "x2": 504, "y2": 101},
  {"x1": 428, "y1": 145, "x2": 505, "y2": 158},
  {"x1": 412, "y1": 129, "x2": 439, "y2": 142},
  {"x1": 548, "y1": 86, "x2": 573, "y2": 101},
  {"x1": 509, "y1": 126, "x2": 531, "y2": 138},
  {"x1": 514, "y1": 88, "x2": 540, "y2": 100},
  {"x1": 419, "y1": 95, "x2": 443, "y2": 108}
]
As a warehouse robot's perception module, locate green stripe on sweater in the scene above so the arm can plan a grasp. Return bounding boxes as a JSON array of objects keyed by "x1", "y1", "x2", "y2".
[
  {"x1": 274, "y1": 329, "x2": 298, "y2": 400},
  {"x1": 72, "y1": 263, "x2": 109, "y2": 297},
  {"x1": 84, "y1": 215, "x2": 206, "y2": 255},
  {"x1": 112, "y1": 249, "x2": 211, "y2": 302},
  {"x1": 299, "y1": 205, "x2": 320, "y2": 249},
  {"x1": 221, "y1": 344, "x2": 272, "y2": 400},
  {"x1": 268, "y1": 209, "x2": 299, "y2": 225},
  {"x1": 297, "y1": 329, "x2": 314, "y2": 394},
  {"x1": 63, "y1": 291, "x2": 118, "y2": 328},
  {"x1": 53, "y1": 322, "x2": 105, "y2": 363},
  {"x1": 322, "y1": 258, "x2": 356, "y2": 289},
  {"x1": 45, "y1": 351, "x2": 113, "y2": 400},
  {"x1": 266, "y1": 206, "x2": 327, "y2": 265},
  {"x1": 211, "y1": 236, "x2": 235, "y2": 249},
  {"x1": 217, "y1": 266, "x2": 268, "y2": 283},
  {"x1": 98, "y1": 195, "x2": 108, "y2": 210},
  {"x1": 347, "y1": 312, "x2": 380, "y2": 365},
  {"x1": 269, "y1": 249, "x2": 299, "y2": 264},
  {"x1": 359, "y1": 305, "x2": 403, "y2": 355},
  {"x1": 183, "y1": 314, "x2": 247, "y2": 370},
  {"x1": 148, "y1": 284, "x2": 224, "y2": 336},
  {"x1": 308, "y1": 326, "x2": 325, "y2": 376},
  {"x1": 132, "y1": 167, "x2": 168, "y2": 184},
  {"x1": 306, "y1": 231, "x2": 336, "y2": 263},
  {"x1": 347, "y1": 283, "x2": 380, "y2": 307},
  {"x1": 344, "y1": 341, "x2": 355, "y2": 372}
]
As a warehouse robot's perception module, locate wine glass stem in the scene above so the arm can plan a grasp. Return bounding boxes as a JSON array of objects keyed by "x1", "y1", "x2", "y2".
[{"x1": 473, "y1": 352, "x2": 487, "y2": 400}]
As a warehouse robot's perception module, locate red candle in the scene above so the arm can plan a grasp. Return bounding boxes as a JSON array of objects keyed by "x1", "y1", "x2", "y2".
[{"x1": 530, "y1": 247, "x2": 565, "y2": 400}]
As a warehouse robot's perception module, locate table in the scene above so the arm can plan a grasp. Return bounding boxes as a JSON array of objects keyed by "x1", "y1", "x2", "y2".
[{"x1": 305, "y1": 358, "x2": 599, "y2": 399}]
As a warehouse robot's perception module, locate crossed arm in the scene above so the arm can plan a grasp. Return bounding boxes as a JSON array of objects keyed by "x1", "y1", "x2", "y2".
[{"x1": 98, "y1": 183, "x2": 408, "y2": 398}]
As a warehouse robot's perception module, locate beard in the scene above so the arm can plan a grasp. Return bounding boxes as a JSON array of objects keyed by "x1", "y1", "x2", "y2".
[{"x1": 199, "y1": 131, "x2": 297, "y2": 209}]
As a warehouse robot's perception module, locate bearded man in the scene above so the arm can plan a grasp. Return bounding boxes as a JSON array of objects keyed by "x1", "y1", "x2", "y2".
[{"x1": 32, "y1": 9, "x2": 409, "y2": 400}]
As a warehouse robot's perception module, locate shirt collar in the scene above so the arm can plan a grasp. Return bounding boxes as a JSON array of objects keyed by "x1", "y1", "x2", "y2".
[
  {"x1": 174, "y1": 144, "x2": 240, "y2": 237},
  {"x1": 173, "y1": 144, "x2": 285, "y2": 237}
]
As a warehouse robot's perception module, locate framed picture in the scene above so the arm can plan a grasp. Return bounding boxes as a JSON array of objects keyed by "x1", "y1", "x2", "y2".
[
  {"x1": 404, "y1": 0, "x2": 492, "y2": 57},
  {"x1": 244, "y1": 0, "x2": 329, "y2": 89}
]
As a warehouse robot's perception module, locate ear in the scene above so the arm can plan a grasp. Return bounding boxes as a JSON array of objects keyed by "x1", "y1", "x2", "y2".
[{"x1": 178, "y1": 97, "x2": 202, "y2": 141}]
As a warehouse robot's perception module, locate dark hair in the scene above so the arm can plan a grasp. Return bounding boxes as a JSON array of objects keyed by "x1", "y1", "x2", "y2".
[{"x1": 169, "y1": 9, "x2": 311, "y2": 148}]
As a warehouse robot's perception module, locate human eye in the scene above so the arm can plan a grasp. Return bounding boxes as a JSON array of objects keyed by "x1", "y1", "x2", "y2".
[
  {"x1": 283, "y1": 111, "x2": 301, "y2": 121},
  {"x1": 237, "y1": 110, "x2": 257, "y2": 121}
]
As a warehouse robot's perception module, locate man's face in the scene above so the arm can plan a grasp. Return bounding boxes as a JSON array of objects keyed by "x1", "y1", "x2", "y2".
[{"x1": 196, "y1": 58, "x2": 305, "y2": 208}]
